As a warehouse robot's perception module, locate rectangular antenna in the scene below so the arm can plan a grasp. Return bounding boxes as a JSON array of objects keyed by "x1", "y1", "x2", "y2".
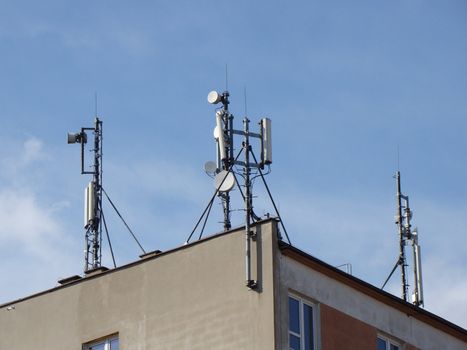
[
  {"x1": 84, "y1": 182, "x2": 96, "y2": 228},
  {"x1": 216, "y1": 111, "x2": 227, "y2": 160},
  {"x1": 413, "y1": 233, "x2": 424, "y2": 306},
  {"x1": 261, "y1": 118, "x2": 272, "y2": 165}
]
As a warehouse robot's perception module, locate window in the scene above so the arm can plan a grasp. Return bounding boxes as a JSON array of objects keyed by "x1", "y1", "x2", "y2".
[
  {"x1": 377, "y1": 335, "x2": 400, "y2": 350},
  {"x1": 84, "y1": 335, "x2": 119, "y2": 350},
  {"x1": 288, "y1": 295, "x2": 316, "y2": 350}
]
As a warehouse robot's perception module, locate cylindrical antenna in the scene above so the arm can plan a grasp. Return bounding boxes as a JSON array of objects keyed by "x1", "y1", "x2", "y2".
[
  {"x1": 215, "y1": 111, "x2": 227, "y2": 161},
  {"x1": 412, "y1": 228, "x2": 424, "y2": 307},
  {"x1": 260, "y1": 118, "x2": 272, "y2": 166}
]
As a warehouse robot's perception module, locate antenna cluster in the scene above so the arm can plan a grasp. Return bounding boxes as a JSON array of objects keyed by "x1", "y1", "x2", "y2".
[
  {"x1": 207, "y1": 89, "x2": 272, "y2": 289},
  {"x1": 382, "y1": 171, "x2": 424, "y2": 307},
  {"x1": 207, "y1": 90, "x2": 272, "y2": 228},
  {"x1": 68, "y1": 118, "x2": 103, "y2": 272}
]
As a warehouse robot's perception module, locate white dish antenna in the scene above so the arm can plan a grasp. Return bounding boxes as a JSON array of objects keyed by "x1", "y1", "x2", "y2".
[
  {"x1": 204, "y1": 161, "x2": 217, "y2": 174},
  {"x1": 207, "y1": 91, "x2": 222, "y2": 104},
  {"x1": 214, "y1": 170, "x2": 235, "y2": 192}
]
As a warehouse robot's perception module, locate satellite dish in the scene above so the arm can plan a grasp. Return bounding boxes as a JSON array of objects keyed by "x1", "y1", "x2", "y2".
[
  {"x1": 214, "y1": 170, "x2": 235, "y2": 192},
  {"x1": 207, "y1": 91, "x2": 222, "y2": 104},
  {"x1": 204, "y1": 161, "x2": 217, "y2": 174}
]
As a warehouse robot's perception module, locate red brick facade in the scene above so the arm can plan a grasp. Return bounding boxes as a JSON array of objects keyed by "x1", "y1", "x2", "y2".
[{"x1": 320, "y1": 304, "x2": 377, "y2": 350}]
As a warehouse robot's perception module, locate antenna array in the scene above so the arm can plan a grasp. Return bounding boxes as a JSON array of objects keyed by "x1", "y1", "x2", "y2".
[
  {"x1": 206, "y1": 89, "x2": 272, "y2": 289},
  {"x1": 68, "y1": 118, "x2": 103, "y2": 272},
  {"x1": 383, "y1": 171, "x2": 424, "y2": 307}
]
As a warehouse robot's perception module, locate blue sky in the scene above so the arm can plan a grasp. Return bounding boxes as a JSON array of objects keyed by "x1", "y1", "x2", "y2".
[{"x1": 1, "y1": 0, "x2": 467, "y2": 328}]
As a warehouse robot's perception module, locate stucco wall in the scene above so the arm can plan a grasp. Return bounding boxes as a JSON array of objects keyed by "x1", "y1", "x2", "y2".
[{"x1": 0, "y1": 220, "x2": 278, "y2": 350}]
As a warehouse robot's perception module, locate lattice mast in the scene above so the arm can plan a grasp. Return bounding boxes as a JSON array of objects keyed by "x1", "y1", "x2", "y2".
[
  {"x1": 393, "y1": 171, "x2": 424, "y2": 306},
  {"x1": 395, "y1": 171, "x2": 409, "y2": 302},
  {"x1": 68, "y1": 118, "x2": 103, "y2": 272}
]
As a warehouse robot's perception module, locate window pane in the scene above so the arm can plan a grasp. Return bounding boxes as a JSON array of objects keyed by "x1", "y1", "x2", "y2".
[
  {"x1": 377, "y1": 338, "x2": 387, "y2": 350},
  {"x1": 303, "y1": 304, "x2": 314, "y2": 350},
  {"x1": 110, "y1": 338, "x2": 119, "y2": 350},
  {"x1": 289, "y1": 297, "x2": 300, "y2": 334},
  {"x1": 90, "y1": 343, "x2": 106, "y2": 350},
  {"x1": 390, "y1": 344, "x2": 399, "y2": 350},
  {"x1": 289, "y1": 334, "x2": 301, "y2": 350}
]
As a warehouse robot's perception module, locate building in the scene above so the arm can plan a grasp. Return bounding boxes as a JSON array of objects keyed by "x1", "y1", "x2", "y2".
[{"x1": 1, "y1": 218, "x2": 466, "y2": 349}]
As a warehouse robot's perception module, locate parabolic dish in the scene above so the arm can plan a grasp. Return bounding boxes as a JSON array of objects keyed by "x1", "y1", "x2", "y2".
[
  {"x1": 204, "y1": 161, "x2": 217, "y2": 174},
  {"x1": 207, "y1": 90, "x2": 221, "y2": 104},
  {"x1": 214, "y1": 170, "x2": 235, "y2": 192}
]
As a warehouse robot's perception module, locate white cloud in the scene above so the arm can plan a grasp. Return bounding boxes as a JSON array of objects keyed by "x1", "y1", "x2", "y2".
[
  {"x1": 423, "y1": 259, "x2": 467, "y2": 328},
  {"x1": 0, "y1": 189, "x2": 64, "y2": 259},
  {"x1": 0, "y1": 137, "x2": 48, "y2": 182},
  {"x1": 0, "y1": 137, "x2": 79, "y2": 304}
]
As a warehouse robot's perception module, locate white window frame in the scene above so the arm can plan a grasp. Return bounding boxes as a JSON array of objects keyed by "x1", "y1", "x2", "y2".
[
  {"x1": 377, "y1": 334, "x2": 401, "y2": 350},
  {"x1": 288, "y1": 293, "x2": 318, "y2": 350},
  {"x1": 83, "y1": 334, "x2": 119, "y2": 350}
]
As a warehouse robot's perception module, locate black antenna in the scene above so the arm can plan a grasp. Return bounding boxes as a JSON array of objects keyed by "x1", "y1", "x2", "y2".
[
  {"x1": 243, "y1": 115, "x2": 257, "y2": 289},
  {"x1": 397, "y1": 144, "x2": 400, "y2": 171},
  {"x1": 244, "y1": 86, "x2": 248, "y2": 117},
  {"x1": 225, "y1": 64, "x2": 229, "y2": 91},
  {"x1": 95, "y1": 92, "x2": 98, "y2": 117},
  {"x1": 395, "y1": 171, "x2": 409, "y2": 302}
]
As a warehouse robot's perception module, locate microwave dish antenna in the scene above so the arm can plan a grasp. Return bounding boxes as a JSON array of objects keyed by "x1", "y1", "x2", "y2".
[{"x1": 214, "y1": 170, "x2": 235, "y2": 192}]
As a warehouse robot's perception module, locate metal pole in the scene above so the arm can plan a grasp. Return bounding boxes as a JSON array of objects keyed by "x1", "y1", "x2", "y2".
[
  {"x1": 395, "y1": 171, "x2": 408, "y2": 302},
  {"x1": 220, "y1": 92, "x2": 232, "y2": 232},
  {"x1": 244, "y1": 117, "x2": 256, "y2": 289}
]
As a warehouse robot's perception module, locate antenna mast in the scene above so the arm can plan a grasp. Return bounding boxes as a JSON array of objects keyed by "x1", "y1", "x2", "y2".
[
  {"x1": 383, "y1": 171, "x2": 424, "y2": 307},
  {"x1": 204, "y1": 89, "x2": 273, "y2": 289},
  {"x1": 68, "y1": 118, "x2": 104, "y2": 272},
  {"x1": 395, "y1": 171, "x2": 409, "y2": 302},
  {"x1": 216, "y1": 91, "x2": 233, "y2": 231}
]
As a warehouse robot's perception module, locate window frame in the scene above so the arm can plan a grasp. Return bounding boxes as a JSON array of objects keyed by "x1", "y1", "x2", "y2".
[
  {"x1": 288, "y1": 293, "x2": 318, "y2": 350},
  {"x1": 83, "y1": 334, "x2": 119, "y2": 350},
  {"x1": 377, "y1": 334, "x2": 401, "y2": 350}
]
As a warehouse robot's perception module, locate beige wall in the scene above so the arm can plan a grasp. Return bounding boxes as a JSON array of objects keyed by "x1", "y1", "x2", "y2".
[{"x1": 0, "y1": 220, "x2": 278, "y2": 350}]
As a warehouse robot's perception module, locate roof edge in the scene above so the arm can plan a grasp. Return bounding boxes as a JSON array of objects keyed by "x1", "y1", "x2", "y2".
[
  {"x1": 279, "y1": 241, "x2": 467, "y2": 342},
  {"x1": 0, "y1": 217, "x2": 278, "y2": 308}
]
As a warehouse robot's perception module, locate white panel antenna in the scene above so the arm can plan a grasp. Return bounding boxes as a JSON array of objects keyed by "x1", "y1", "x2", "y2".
[
  {"x1": 215, "y1": 110, "x2": 227, "y2": 160},
  {"x1": 261, "y1": 118, "x2": 272, "y2": 165},
  {"x1": 84, "y1": 181, "x2": 96, "y2": 228},
  {"x1": 411, "y1": 228, "x2": 424, "y2": 306}
]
